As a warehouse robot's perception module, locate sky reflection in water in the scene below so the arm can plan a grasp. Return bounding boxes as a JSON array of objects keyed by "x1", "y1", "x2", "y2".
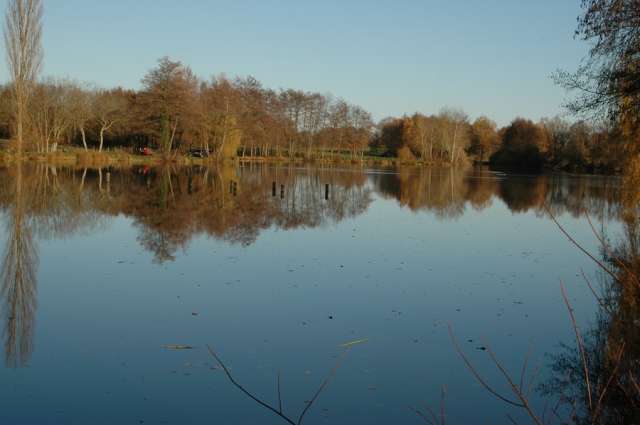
[{"x1": 0, "y1": 164, "x2": 624, "y2": 425}]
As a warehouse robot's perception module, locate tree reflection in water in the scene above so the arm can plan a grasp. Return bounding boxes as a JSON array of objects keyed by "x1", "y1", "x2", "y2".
[
  {"x1": 1, "y1": 164, "x2": 624, "y2": 266},
  {"x1": 0, "y1": 164, "x2": 104, "y2": 367},
  {"x1": 540, "y1": 192, "x2": 640, "y2": 423},
  {"x1": 1, "y1": 164, "x2": 38, "y2": 368},
  {"x1": 0, "y1": 163, "x2": 630, "y2": 397},
  {"x1": 439, "y1": 172, "x2": 639, "y2": 424}
]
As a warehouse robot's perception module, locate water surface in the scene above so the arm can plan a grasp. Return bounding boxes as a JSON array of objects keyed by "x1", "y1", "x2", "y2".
[{"x1": 0, "y1": 164, "x2": 624, "y2": 424}]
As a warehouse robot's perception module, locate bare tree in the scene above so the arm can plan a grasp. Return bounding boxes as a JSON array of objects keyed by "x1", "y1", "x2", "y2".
[
  {"x1": 3, "y1": 0, "x2": 43, "y2": 155},
  {"x1": 95, "y1": 90, "x2": 127, "y2": 152},
  {"x1": 439, "y1": 108, "x2": 469, "y2": 164},
  {"x1": 139, "y1": 57, "x2": 198, "y2": 155},
  {"x1": 29, "y1": 78, "x2": 76, "y2": 153},
  {"x1": 69, "y1": 84, "x2": 95, "y2": 151}
]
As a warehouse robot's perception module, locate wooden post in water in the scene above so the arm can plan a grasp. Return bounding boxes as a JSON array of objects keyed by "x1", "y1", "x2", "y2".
[
  {"x1": 280, "y1": 184, "x2": 285, "y2": 199},
  {"x1": 272, "y1": 181, "x2": 276, "y2": 197},
  {"x1": 325, "y1": 184, "x2": 329, "y2": 200}
]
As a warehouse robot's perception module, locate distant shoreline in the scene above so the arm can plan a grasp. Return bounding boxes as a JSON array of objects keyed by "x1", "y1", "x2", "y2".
[
  {"x1": 0, "y1": 147, "x2": 428, "y2": 168},
  {"x1": 0, "y1": 144, "x2": 623, "y2": 175}
]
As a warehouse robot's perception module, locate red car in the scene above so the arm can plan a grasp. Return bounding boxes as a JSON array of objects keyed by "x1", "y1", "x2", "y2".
[{"x1": 137, "y1": 146, "x2": 153, "y2": 156}]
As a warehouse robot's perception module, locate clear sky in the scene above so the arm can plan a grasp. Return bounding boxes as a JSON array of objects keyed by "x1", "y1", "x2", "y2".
[{"x1": 0, "y1": 0, "x2": 588, "y2": 126}]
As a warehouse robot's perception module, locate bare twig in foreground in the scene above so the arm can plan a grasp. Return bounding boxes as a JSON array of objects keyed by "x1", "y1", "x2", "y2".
[
  {"x1": 411, "y1": 385, "x2": 447, "y2": 425},
  {"x1": 447, "y1": 325, "x2": 523, "y2": 408},
  {"x1": 408, "y1": 405, "x2": 437, "y2": 425},
  {"x1": 207, "y1": 344, "x2": 351, "y2": 425},
  {"x1": 484, "y1": 345, "x2": 545, "y2": 425},
  {"x1": 544, "y1": 205, "x2": 618, "y2": 284},
  {"x1": 580, "y1": 269, "x2": 610, "y2": 313},
  {"x1": 560, "y1": 281, "x2": 593, "y2": 412},
  {"x1": 584, "y1": 211, "x2": 640, "y2": 289},
  {"x1": 448, "y1": 324, "x2": 545, "y2": 425},
  {"x1": 591, "y1": 343, "x2": 625, "y2": 424}
]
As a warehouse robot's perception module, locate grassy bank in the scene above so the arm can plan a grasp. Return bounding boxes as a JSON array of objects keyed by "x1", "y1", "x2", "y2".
[
  {"x1": 0, "y1": 147, "x2": 219, "y2": 168},
  {"x1": 0, "y1": 146, "x2": 447, "y2": 168}
]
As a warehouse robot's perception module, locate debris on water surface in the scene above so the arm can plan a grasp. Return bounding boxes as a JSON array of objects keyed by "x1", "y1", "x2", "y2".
[
  {"x1": 161, "y1": 345, "x2": 194, "y2": 350},
  {"x1": 340, "y1": 338, "x2": 369, "y2": 348}
]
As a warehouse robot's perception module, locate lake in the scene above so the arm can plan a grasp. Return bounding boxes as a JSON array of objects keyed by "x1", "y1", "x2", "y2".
[{"x1": 0, "y1": 163, "x2": 628, "y2": 424}]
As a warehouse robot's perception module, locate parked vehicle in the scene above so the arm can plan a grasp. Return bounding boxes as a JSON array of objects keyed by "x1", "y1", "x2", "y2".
[
  {"x1": 136, "y1": 146, "x2": 154, "y2": 156},
  {"x1": 189, "y1": 148, "x2": 210, "y2": 158}
]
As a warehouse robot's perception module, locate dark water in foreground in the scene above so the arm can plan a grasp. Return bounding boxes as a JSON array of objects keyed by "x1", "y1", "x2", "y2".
[{"x1": 0, "y1": 164, "x2": 627, "y2": 424}]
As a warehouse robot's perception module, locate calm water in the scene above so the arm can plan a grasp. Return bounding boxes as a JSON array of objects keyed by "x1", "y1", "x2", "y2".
[{"x1": 0, "y1": 164, "x2": 625, "y2": 424}]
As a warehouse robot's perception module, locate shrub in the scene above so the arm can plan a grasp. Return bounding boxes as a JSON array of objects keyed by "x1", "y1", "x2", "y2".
[{"x1": 397, "y1": 146, "x2": 417, "y2": 163}]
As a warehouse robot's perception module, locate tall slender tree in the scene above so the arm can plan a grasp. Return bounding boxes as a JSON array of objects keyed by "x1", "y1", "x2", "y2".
[{"x1": 3, "y1": 0, "x2": 43, "y2": 155}]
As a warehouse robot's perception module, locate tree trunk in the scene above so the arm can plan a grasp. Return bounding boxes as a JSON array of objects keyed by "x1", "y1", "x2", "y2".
[
  {"x1": 79, "y1": 127, "x2": 88, "y2": 152},
  {"x1": 451, "y1": 125, "x2": 459, "y2": 163},
  {"x1": 217, "y1": 124, "x2": 228, "y2": 162},
  {"x1": 16, "y1": 98, "x2": 24, "y2": 156},
  {"x1": 168, "y1": 120, "x2": 178, "y2": 153},
  {"x1": 99, "y1": 128, "x2": 105, "y2": 152}
]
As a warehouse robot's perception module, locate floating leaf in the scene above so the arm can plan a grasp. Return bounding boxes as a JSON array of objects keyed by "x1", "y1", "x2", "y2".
[
  {"x1": 162, "y1": 345, "x2": 195, "y2": 350},
  {"x1": 340, "y1": 338, "x2": 369, "y2": 348}
]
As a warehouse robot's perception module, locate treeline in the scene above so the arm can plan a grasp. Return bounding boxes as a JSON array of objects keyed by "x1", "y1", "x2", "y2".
[
  {"x1": 374, "y1": 112, "x2": 627, "y2": 173},
  {"x1": 0, "y1": 56, "x2": 629, "y2": 172},
  {"x1": 0, "y1": 57, "x2": 374, "y2": 160}
]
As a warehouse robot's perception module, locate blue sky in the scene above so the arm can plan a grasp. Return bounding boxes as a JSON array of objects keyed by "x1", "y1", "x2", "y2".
[{"x1": 0, "y1": 0, "x2": 588, "y2": 126}]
